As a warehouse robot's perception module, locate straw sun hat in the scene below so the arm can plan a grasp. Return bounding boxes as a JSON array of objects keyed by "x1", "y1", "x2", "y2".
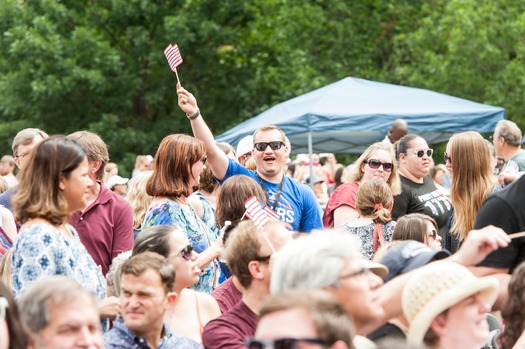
[{"x1": 402, "y1": 260, "x2": 499, "y2": 345}]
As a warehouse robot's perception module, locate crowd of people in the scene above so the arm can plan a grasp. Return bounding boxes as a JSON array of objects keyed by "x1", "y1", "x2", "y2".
[{"x1": 1, "y1": 85, "x2": 525, "y2": 349}]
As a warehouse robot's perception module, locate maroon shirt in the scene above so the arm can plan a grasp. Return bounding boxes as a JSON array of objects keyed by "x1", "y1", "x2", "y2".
[
  {"x1": 202, "y1": 301, "x2": 257, "y2": 349},
  {"x1": 70, "y1": 182, "x2": 133, "y2": 275},
  {"x1": 211, "y1": 277, "x2": 242, "y2": 314}
]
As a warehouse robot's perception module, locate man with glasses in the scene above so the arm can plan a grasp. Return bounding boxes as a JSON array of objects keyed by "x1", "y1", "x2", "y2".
[
  {"x1": 270, "y1": 229, "x2": 508, "y2": 346},
  {"x1": 176, "y1": 85, "x2": 322, "y2": 232},
  {"x1": 247, "y1": 289, "x2": 355, "y2": 349},
  {"x1": 491, "y1": 120, "x2": 525, "y2": 186},
  {"x1": 0, "y1": 128, "x2": 48, "y2": 212},
  {"x1": 202, "y1": 220, "x2": 293, "y2": 349}
]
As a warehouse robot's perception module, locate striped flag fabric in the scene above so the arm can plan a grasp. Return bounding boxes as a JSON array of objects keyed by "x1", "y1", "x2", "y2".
[
  {"x1": 244, "y1": 196, "x2": 279, "y2": 231},
  {"x1": 164, "y1": 44, "x2": 183, "y2": 71}
]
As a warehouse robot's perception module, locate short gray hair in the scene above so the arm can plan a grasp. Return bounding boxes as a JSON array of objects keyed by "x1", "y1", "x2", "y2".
[
  {"x1": 12, "y1": 128, "x2": 49, "y2": 156},
  {"x1": 107, "y1": 251, "x2": 132, "y2": 296},
  {"x1": 18, "y1": 276, "x2": 97, "y2": 333},
  {"x1": 496, "y1": 120, "x2": 522, "y2": 147},
  {"x1": 270, "y1": 230, "x2": 363, "y2": 294}
]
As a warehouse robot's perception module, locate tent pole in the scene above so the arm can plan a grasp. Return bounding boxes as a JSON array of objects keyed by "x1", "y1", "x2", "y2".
[{"x1": 308, "y1": 132, "x2": 314, "y2": 189}]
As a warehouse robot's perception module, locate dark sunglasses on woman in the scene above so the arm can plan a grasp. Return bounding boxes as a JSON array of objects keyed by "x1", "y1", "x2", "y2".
[
  {"x1": 178, "y1": 244, "x2": 194, "y2": 261},
  {"x1": 365, "y1": 159, "x2": 393, "y2": 172},
  {"x1": 245, "y1": 338, "x2": 328, "y2": 349},
  {"x1": 412, "y1": 149, "x2": 433, "y2": 158}
]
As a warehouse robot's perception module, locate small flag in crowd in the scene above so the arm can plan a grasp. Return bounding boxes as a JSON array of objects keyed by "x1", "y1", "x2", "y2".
[
  {"x1": 164, "y1": 44, "x2": 183, "y2": 83},
  {"x1": 244, "y1": 196, "x2": 279, "y2": 231}
]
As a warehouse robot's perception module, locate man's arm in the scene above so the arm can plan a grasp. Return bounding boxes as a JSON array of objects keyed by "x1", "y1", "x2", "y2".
[{"x1": 177, "y1": 84, "x2": 230, "y2": 181}]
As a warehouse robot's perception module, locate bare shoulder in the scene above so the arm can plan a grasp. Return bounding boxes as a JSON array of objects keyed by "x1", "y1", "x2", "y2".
[{"x1": 196, "y1": 291, "x2": 221, "y2": 315}]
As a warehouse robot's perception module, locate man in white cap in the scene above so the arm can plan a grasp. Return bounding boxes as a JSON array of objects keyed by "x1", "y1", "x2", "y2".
[
  {"x1": 107, "y1": 175, "x2": 129, "y2": 197},
  {"x1": 236, "y1": 135, "x2": 253, "y2": 166},
  {"x1": 177, "y1": 85, "x2": 322, "y2": 232}
]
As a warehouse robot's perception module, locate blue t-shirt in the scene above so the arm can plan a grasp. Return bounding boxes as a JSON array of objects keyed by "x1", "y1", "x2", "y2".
[{"x1": 220, "y1": 159, "x2": 323, "y2": 232}]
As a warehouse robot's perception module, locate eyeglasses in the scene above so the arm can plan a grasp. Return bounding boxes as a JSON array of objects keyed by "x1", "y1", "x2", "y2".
[
  {"x1": 254, "y1": 141, "x2": 285, "y2": 152},
  {"x1": 14, "y1": 152, "x2": 30, "y2": 159},
  {"x1": 0, "y1": 297, "x2": 7, "y2": 321},
  {"x1": 170, "y1": 244, "x2": 194, "y2": 261},
  {"x1": 412, "y1": 149, "x2": 433, "y2": 158},
  {"x1": 365, "y1": 159, "x2": 393, "y2": 172},
  {"x1": 201, "y1": 156, "x2": 207, "y2": 165},
  {"x1": 428, "y1": 229, "x2": 438, "y2": 239},
  {"x1": 253, "y1": 254, "x2": 272, "y2": 263},
  {"x1": 245, "y1": 338, "x2": 328, "y2": 349},
  {"x1": 444, "y1": 152, "x2": 452, "y2": 164},
  {"x1": 339, "y1": 267, "x2": 371, "y2": 280}
]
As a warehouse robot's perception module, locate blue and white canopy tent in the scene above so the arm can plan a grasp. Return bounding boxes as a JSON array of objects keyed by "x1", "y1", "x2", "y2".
[{"x1": 215, "y1": 77, "x2": 505, "y2": 155}]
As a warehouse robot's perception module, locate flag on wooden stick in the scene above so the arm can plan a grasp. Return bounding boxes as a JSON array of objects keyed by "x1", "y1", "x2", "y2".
[
  {"x1": 244, "y1": 195, "x2": 279, "y2": 253},
  {"x1": 164, "y1": 44, "x2": 183, "y2": 83}
]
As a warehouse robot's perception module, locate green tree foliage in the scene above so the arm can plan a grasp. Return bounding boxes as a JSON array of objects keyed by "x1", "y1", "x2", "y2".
[{"x1": 0, "y1": 0, "x2": 523, "y2": 172}]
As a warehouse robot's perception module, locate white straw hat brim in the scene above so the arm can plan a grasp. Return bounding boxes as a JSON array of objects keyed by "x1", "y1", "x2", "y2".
[{"x1": 407, "y1": 276, "x2": 499, "y2": 345}]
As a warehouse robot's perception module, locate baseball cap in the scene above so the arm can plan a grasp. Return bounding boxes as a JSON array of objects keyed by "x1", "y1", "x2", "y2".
[
  {"x1": 380, "y1": 240, "x2": 450, "y2": 282},
  {"x1": 107, "y1": 175, "x2": 129, "y2": 190},
  {"x1": 236, "y1": 135, "x2": 253, "y2": 158}
]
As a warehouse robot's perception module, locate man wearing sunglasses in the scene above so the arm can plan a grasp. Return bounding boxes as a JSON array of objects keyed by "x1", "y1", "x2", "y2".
[
  {"x1": 247, "y1": 289, "x2": 354, "y2": 349},
  {"x1": 203, "y1": 220, "x2": 293, "y2": 349},
  {"x1": 177, "y1": 84, "x2": 323, "y2": 233}
]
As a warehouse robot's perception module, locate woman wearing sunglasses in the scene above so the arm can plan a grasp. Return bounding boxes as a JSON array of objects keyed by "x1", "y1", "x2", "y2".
[
  {"x1": 393, "y1": 134, "x2": 451, "y2": 235},
  {"x1": 323, "y1": 142, "x2": 401, "y2": 228},
  {"x1": 133, "y1": 225, "x2": 221, "y2": 343},
  {"x1": 142, "y1": 134, "x2": 222, "y2": 294},
  {"x1": 392, "y1": 213, "x2": 442, "y2": 251},
  {"x1": 443, "y1": 131, "x2": 500, "y2": 253}
]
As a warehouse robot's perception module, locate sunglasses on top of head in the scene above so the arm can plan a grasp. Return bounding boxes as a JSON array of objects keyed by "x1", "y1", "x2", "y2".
[
  {"x1": 412, "y1": 149, "x2": 433, "y2": 158},
  {"x1": 254, "y1": 141, "x2": 285, "y2": 152},
  {"x1": 365, "y1": 159, "x2": 393, "y2": 172},
  {"x1": 245, "y1": 338, "x2": 328, "y2": 349}
]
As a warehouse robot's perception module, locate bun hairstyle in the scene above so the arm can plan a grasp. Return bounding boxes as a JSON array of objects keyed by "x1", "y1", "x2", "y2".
[
  {"x1": 394, "y1": 134, "x2": 422, "y2": 161},
  {"x1": 355, "y1": 178, "x2": 393, "y2": 224}
]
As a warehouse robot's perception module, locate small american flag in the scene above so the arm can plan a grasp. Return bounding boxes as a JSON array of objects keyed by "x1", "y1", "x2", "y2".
[
  {"x1": 164, "y1": 44, "x2": 183, "y2": 71},
  {"x1": 244, "y1": 196, "x2": 279, "y2": 231}
]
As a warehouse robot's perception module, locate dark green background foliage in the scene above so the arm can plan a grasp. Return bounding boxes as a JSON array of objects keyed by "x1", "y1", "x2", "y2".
[{"x1": 1, "y1": 0, "x2": 524, "y2": 175}]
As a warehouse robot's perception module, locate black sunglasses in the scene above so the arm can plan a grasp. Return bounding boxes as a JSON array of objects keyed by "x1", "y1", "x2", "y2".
[
  {"x1": 365, "y1": 159, "x2": 393, "y2": 172},
  {"x1": 254, "y1": 141, "x2": 285, "y2": 152},
  {"x1": 245, "y1": 338, "x2": 327, "y2": 349},
  {"x1": 412, "y1": 149, "x2": 433, "y2": 158},
  {"x1": 428, "y1": 229, "x2": 438, "y2": 239},
  {"x1": 444, "y1": 152, "x2": 452, "y2": 164},
  {"x1": 253, "y1": 254, "x2": 272, "y2": 263},
  {"x1": 178, "y1": 244, "x2": 194, "y2": 261}
]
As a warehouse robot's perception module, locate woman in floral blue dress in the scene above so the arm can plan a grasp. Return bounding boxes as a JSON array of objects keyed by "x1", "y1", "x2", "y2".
[
  {"x1": 142, "y1": 134, "x2": 221, "y2": 293},
  {"x1": 10, "y1": 137, "x2": 106, "y2": 300}
]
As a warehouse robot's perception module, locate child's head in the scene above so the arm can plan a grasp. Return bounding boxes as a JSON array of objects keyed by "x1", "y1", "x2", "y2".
[{"x1": 355, "y1": 178, "x2": 393, "y2": 223}]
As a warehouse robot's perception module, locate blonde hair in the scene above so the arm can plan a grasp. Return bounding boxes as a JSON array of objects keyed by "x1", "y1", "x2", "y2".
[
  {"x1": 349, "y1": 142, "x2": 401, "y2": 195},
  {"x1": 0, "y1": 249, "x2": 13, "y2": 292},
  {"x1": 355, "y1": 178, "x2": 393, "y2": 223},
  {"x1": 126, "y1": 170, "x2": 154, "y2": 230},
  {"x1": 449, "y1": 132, "x2": 494, "y2": 240}
]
